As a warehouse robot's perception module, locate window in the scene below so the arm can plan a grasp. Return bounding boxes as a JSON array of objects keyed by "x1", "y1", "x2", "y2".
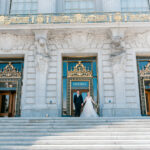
[
  {"x1": 121, "y1": 0, "x2": 150, "y2": 12},
  {"x1": 64, "y1": 0, "x2": 95, "y2": 13},
  {"x1": 11, "y1": 0, "x2": 38, "y2": 14},
  {"x1": 0, "y1": 0, "x2": 10, "y2": 15}
]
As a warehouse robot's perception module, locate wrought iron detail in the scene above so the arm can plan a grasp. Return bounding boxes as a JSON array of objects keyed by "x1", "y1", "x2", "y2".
[
  {"x1": 68, "y1": 61, "x2": 92, "y2": 78},
  {"x1": 0, "y1": 62, "x2": 21, "y2": 79}
]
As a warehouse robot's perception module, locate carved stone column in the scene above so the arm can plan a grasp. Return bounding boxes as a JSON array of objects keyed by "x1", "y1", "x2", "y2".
[{"x1": 33, "y1": 30, "x2": 50, "y2": 106}]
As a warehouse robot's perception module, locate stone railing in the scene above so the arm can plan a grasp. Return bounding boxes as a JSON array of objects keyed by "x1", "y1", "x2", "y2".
[{"x1": 0, "y1": 12, "x2": 150, "y2": 24}]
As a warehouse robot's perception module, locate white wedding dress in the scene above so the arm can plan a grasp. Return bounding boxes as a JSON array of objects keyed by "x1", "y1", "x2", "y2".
[{"x1": 80, "y1": 96, "x2": 99, "y2": 118}]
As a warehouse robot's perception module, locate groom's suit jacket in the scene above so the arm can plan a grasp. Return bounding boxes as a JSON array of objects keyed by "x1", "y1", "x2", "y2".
[{"x1": 74, "y1": 94, "x2": 83, "y2": 108}]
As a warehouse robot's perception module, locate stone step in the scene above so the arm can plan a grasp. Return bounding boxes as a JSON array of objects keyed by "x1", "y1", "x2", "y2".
[
  {"x1": 0, "y1": 118, "x2": 150, "y2": 150},
  {"x1": 0, "y1": 128, "x2": 150, "y2": 132},
  {"x1": 0, "y1": 117, "x2": 150, "y2": 120},
  {"x1": 0, "y1": 145, "x2": 150, "y2": 150},
  {"x1": 0, "y1": 122, "x2": 150, "y2": 126},
  {"x1": 0, "y1": 140, "x2": 150, "y2": 145},
  {"x1": 0, "y1": 118, "x2": 150, "y2": 123},
  {"x1": 1, "y1": 125, "x2": 150, "y2": 129},
  {"x1": 0, "y1": 135, "x2": 150, "y2": 140},
  {"x1": 0, "y1": 119, "x2": 150, "y2": 123},
  {"x1": 0, "y1": 132, "x2": 150, "y2": 136}
]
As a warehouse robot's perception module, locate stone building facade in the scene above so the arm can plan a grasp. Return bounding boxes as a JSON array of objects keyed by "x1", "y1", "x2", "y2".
[{"x1": 0, "y1": 0, "x2": 150, "y2": 117}]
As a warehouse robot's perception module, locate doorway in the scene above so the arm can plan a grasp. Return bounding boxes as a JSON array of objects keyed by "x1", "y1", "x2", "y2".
[
  {"x1": 145, "y1": 90, "x2": 150, "y2": 116},
  {"x1": 62, "y1": 57, "x2": 98, "y2": 116},
  {"x1": 71, "y1": 89, "x2": 89, "y2": 116},
  {"x1": 0, "y1": 60, "x2": 24, "y2": 117},
  {"x1": 0, "y1": 91, "x2": 16, "y2": 117}
]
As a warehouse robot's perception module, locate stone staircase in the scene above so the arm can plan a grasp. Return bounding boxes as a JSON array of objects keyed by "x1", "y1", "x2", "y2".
[{"x1": 0, "y1": 117, "x2": 150, "y2": 150}]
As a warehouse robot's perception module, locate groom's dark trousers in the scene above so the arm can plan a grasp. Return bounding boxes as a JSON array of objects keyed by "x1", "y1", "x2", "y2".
[{"x1": 74, "y1": 94, "x2": 83, "y2": 117}]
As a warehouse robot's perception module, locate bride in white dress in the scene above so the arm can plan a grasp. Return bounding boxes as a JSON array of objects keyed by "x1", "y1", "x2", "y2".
[{"x1": 80, "y1": 92, "x2": 99, "y2": 118}]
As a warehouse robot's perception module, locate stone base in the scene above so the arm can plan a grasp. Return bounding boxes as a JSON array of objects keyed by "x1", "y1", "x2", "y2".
[
  {"x1": 21, "y1": 109, "x2": 59, "y2": 117},
  {"x1": 102, "y1": 108, "x2": 141, "y2": 117}
]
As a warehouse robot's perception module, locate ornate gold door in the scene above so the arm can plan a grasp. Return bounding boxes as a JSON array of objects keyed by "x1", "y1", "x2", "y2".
[
  {"x1": 0, "y1": 62, "x2": 23, "y2": 117},
  {"x1": 62, "y1": 57, "x2": 98, "y2": 117}
]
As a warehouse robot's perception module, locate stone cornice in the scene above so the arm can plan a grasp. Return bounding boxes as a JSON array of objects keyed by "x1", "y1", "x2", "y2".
[{"x1": 1, "y1": 22, "x2": 150, "y2": 31}]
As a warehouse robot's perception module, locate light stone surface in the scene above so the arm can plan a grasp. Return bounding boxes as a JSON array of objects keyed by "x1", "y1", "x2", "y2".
[{"x1": 0, "y1": 23, "x2": 149, "y2": 117}]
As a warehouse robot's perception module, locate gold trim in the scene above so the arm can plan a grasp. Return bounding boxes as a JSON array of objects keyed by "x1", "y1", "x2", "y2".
[
  {"x1": 140, "y1": 62, "x2": 150, "y2": 77},
  {"x1": 143, "y1": 79, "x2": 150, "y2": 115},
  {"x1": 0, "y1": 62, "x2": 21, "y2": 79},
  {"x1": 68, "y1": 61, "x2": 92, "y2": 78}
]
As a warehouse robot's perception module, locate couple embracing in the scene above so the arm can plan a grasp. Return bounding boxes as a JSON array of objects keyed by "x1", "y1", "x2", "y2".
[{"x1": 74, "y1": 90, "x2": 98, "y2": 118}]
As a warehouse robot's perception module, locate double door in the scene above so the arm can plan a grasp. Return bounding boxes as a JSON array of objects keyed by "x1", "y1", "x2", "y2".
[
  {"x1": 0, "y1": 92, "x2": 16, "y2": 117},
  {"x1": 71, "y1": 89, "x2": 89, "y2": 116}
]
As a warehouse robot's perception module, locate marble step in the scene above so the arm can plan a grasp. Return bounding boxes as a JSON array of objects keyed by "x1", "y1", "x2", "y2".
[
  {"x1": 0, "y1": 128, "x2": 150, "y2": 132},
  {"x1": 1, "y1": 122, "x2": 150, "y2": 126},
  {"x1": 0, "y1": 132, "x2": 150, "y2": 136},
  {"x1": 0, "y1": 118, "x2": 150, "y2": 123},
  {"x1": 0, "y1": 118, "x2": 150, "y2": 150},
  {"x1": 0, "y1": 135, "x2": 150, "y2": 140},
  {"x1": 0, "y1": 119, "x2": 150, "y2": 123},
  {"x1": 1, "y1": 140, "x2": 150, "y2": 145},
  {"x1": 1, "y1": 145, "x2": 150, "y2": 150},
  {"x1": 1, "y1": 125, "x2": 150, "y2": 129}
]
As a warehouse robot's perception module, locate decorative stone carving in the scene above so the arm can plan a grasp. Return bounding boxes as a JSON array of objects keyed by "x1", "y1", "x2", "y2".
[
  {"x1": 109, "y1": 28, "x2": 126, "y2": 58},
  {"x1": 34, "y1": 30, "x2": 50, "y2": 106},
  {"x1": 68, "y1": 32, "x2": 91, "y2": 50},
  {"x1": 34, "y1": 36, "x2": 50, "y2": 71},
  {"x1": 125, "y1": 30, "x2": 150, "y2": 48},
  {"x1": 48, "y1": 30, "x2": 105, "y2": 50},
  {"x1": 0, "y1": 33, "x2": 34, "y2": 51},
  {"x1": 109, "y1": 28, "x2": 126, "y2": 105}
]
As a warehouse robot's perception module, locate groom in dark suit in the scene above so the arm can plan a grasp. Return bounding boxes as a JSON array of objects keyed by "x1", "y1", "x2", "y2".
[{"x1": 74, "y1": 90, "x2": 83, "y2": 117}]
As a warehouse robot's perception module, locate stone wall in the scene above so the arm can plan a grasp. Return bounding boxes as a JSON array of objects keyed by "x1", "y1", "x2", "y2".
[{"x1": 0, "y1": 26, "x2": 149, "y2": 117}]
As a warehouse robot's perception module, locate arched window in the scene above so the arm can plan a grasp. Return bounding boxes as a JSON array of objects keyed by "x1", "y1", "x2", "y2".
[
  {"x1": 121, "y1": 0, "x2": 150, "y2": 12},
  {"x1": 64, "y1": 0, "x2": 96, "y2": 13}
]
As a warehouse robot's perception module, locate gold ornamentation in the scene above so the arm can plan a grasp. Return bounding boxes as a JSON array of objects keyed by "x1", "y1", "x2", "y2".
[
  {"x1": 68, "y1": 61, "x2": 92, "y2": 78},
  {"x1": 0, "y1": 16, "x2": 4, "y2": 24},
  {"x1": 37, "y1": 15, "x2": 44, "y2": 24},
  {"x1": 46, "y1": 16, "x2": 49, "y2": 24},
  {"x1": 9, "y1": 17, "x2": 29, "y2": 24},
  {"x1": 95, "y1": 15, "x2": 107, "y2": 22},
  {"x1": 140, "y1": 62, "x2": 150, "y2": 77},
  {"x1": 114, "y1": 13, "x2": 122, "y2": 22},
  {"x1": 1, "y1": 12, "x2": 150, "y2": 25},
  {"x1": 31, "y1": 16, "x2": 35, "y2": 24},
  {"x1": 124, "y1": 14, "x2": 128, "y2": 22},
  {"x1": 0, "y1": 62, "x2": 21, "y2": 78},
  {"x1": 109, "y1": 14, "x2": 112, "y2": 22}
]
